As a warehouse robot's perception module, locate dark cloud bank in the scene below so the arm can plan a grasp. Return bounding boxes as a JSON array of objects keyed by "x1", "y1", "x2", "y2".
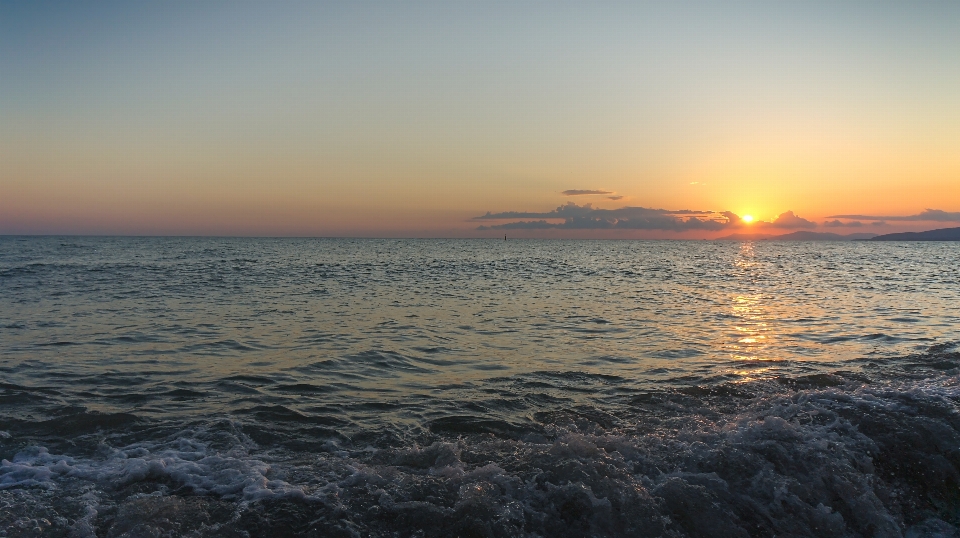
[{"x1": 475, "y1": 203, "x2": 817, "y2": 232}]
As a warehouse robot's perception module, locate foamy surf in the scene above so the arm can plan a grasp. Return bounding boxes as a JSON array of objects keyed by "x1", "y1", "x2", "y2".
[{"x1": 2, "y1": 351, "x2": 958, "y2": 537}]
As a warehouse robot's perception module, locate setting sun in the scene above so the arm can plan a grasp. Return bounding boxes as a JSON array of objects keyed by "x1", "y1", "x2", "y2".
[{"x1": 742, "y1": 215, "x2": 755, "y2": 223}]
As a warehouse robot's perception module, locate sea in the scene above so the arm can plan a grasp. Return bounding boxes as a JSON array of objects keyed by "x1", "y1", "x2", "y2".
[{"x1": 1, "y1": 237, "x2": 959, "y2": 537}]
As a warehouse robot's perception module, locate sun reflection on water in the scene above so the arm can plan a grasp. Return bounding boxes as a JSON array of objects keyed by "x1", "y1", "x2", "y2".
[{"x1": 727, "y1": 243, "x2": 779, "y2": 365}]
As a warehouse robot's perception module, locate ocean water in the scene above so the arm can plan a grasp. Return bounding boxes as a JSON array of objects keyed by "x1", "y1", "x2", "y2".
[{"x1": 1, "y1": 237, "x2": 959, "y2": 537}]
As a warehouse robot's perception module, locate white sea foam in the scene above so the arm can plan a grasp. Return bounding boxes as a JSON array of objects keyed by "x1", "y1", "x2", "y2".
[
  {"x1": 0, "y1": 431, "x2": 309, "y2": 501},
  {"x1": 1, "y1": 373, "x2": 958, "y2": 536}
]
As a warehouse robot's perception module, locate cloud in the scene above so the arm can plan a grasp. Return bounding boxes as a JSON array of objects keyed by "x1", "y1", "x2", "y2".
[
  {"x1": 824, "y1": 220, "x2": 863, "y2": 228},
  {"x1": 476, "y1": 220, "x2": 556, "y2": 230},
  {"x1": 476, "y1": 204, "x2": 820, "y2": 233},
  {"x1": 477, "y1": 204, "x2": 715, "y2": 221},
  {"x1": 607, "y1": 195, "x2": 624, "y2": 200},
  {"x1": 476, "y1": 203, "x2": 730, "y2": 231},
  {"x1": 825, "y1": 209, "x2": 960, "y2": 222},
  {"x1": 764, "y1": 211, "x2": 817, "y2": 229},
  {"x1": 562, "y1": 189, "x2": 613, "y2": 196}
]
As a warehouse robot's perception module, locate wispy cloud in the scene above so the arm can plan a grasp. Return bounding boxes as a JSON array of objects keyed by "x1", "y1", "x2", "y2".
[
  {"x1": 562, "y1": 189, "x2": 613, "y2": 196},
  {"x1": 476, "y1": 204, "x2": 817, "y2": 232},
  {"x1": 607, "y1": 195, "x2": 624, "y2": 201},
  {"x1": 826, "y1": 209, "x2": 960, "y2": 222}
]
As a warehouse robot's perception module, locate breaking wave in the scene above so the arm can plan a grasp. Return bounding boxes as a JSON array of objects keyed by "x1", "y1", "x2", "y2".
[{"x1": 2, "y1": 345, "x2": 958, "y2": 537}]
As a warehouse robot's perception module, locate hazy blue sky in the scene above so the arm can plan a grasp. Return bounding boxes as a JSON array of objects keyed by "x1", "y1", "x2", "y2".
[{"x1": 2, "y1": 1, "x2": 958, "y2": 236}]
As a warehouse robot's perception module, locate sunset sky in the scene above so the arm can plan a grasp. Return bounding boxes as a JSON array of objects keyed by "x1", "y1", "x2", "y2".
[{"x1": 2, "y1": 1, "x2": 958, "y2": 237}]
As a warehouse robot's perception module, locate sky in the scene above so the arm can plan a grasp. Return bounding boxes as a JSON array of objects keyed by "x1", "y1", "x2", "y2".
[{"x1": 1, "y1": 1, "x2": 959, "y2": 238}]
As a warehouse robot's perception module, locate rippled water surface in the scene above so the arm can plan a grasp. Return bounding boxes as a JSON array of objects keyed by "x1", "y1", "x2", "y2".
[{"x1": 2, "y1": 237, "x2": 959, "y2": 537}]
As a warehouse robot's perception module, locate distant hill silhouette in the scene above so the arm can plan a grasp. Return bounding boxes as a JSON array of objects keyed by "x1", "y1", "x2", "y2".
[
  {"x1": 715, "y1": 231, "x2": 876, "y2": 241},
  {"x1": 869, "y1": 226, "x2": 960, "y2": 241}
]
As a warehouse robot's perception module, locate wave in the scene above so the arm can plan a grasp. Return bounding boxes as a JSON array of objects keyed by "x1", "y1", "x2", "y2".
[{"x1": 2, "y1": 353, "x2": 958, "y2": 536}]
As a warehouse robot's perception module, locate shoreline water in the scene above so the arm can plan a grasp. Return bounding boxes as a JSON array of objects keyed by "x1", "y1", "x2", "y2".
[{"x1": 2, "y1": 345, "x2": 958, "y2": 536}]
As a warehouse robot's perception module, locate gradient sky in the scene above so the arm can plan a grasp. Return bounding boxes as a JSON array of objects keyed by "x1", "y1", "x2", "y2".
[{"x1": 2, "y1": 1, "x2": 958, "y2": 237}]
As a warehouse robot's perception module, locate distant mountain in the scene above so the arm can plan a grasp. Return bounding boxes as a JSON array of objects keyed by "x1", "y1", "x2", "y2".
[
  {"x1": 869, "y1": 226, "x2": 960, "y2": 241},
  {"x1": 715, "y1": 231, "x2": 876, "y2": 241}
]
